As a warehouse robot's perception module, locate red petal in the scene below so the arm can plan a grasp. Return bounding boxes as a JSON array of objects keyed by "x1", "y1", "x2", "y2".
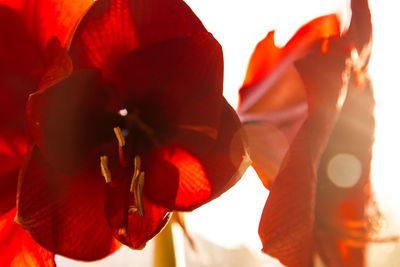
[
  {"x1": 0, "y1": 170, "x2": 18, "y2": 216},
  {"x1": 69, "y1": 0, "x2": 205, "y2": 74},
  {"x1": 0, "y1": 0, "x2": 94, "y2": 48},
  {"x1": 238, "y1": 15, "x2": 341, "y2": 186},
  {"x1": 26, "y1": 69, "x2": 117, "y2": 174},
  {"x1": 0, "y1": 128, "x2": 28, "y2": 176},
  {"x1": 112, "y1": 33, "x2": 223, "y2": 155},
  {"x1": 105, "y1": 173, "x2": 170, "y2": 249},
  {"x1": 171, "y1": 100, "x2": 250, "y2": 210},
  {"x1": 39, "y1": 37, "x2": 73, "y2": 90},
  {"x1": 16, "y1": 146, "x2": 118, "y2": 261},
  {"x1": 0, "y1": 5, "x2": 43, "y2": 129},
  {"x1": 258, "y1": 37, "x2": 351, "y2": 266},
  {"x1": 0, "y1": 208, "x2": 55, "y2": 267},
  {"x1": 167, "y1": 147, "x2": 211, "y2": 209},
  {"x1": 144, "y1": 150, "x2": 180, "y2": 210},
  {"x1": 238, "y1": 15, "x2": 341, "y2": 113}
]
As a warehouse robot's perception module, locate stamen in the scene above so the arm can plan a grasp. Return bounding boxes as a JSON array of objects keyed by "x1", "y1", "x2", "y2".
[
  {"x1": 133, "y1": 155, "x2": 141, "y2": 179},
  {"x1": 130, "y1": 155, "x2": 141, "y2": 192},
  {"x1": 133, "y1": 172, "x2": 145, "y2": 217},
  {"x1": 113, "y1": 127, "x2": 126, "y2": 147},
  {"x1": 100, "y1": 155, "x2": 111, "y2": 183}
]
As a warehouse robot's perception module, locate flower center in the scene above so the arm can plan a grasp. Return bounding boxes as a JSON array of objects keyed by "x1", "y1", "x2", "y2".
[{"x1": 99, "y1": 125, "x2": 147, "y2": 219}]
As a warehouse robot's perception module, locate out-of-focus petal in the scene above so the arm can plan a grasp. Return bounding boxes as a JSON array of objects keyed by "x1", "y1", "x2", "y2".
[
  {"x1": 26, "y1": 69, "x2": 119, "y2": 174},
  {"x1": 16, "y1": 146, "x2": 118, "y2": 261},
  {"x1": 238, "y1": 15, "x2": 341, "y2": 186},
  {"x1": 171, "y1": 100, "x2": 250, "y2": 210},
  {"x1": 105, "y1": 172, "x2": 170, "y2": 249},
  {"x1": 254, "y1": 0, "x2": 373, "y2": 264},
  {"x1": 259, "y1": 37, "x2": 351, "y2": 266},
  {"x1": 0, "y1": 208, "x2": 55, "y2": 267},
  {"x1": 315, "y1": 78, "x2": 375, "y2": 267},
  {"x1": 0, "y1": 0, "x2": 94, "y2": 48},
  {"x1": 69, "y1": 0, "x2": 205, "y2": 74},
  {"x1": 347, "y1": 0, "x2": 372, "y2": 53},
  {"x1": 239, "y1": 15, "x2": 341, "y2": 113},
  {"x1": 112, "y1": 33, "x2": 223, "y2": 155}
]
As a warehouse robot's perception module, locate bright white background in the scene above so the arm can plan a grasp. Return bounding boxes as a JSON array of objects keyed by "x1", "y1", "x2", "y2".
[{"x1": 58, "y1": 0, "x2": 400, "y2": 266}]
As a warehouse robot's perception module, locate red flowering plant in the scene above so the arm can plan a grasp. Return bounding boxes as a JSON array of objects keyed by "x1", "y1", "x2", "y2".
[
  {"x1": 238, "y1": 0, "x2": 375, "y2": 266},
  {"x1": 0, "y1": 0, "x2": 94, "y2": 265},
  {"x1": 15, "y1": 0, "x2": 249, "y2": 261}
]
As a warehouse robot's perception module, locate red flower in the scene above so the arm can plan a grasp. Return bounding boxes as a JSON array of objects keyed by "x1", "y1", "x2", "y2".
[
  {"x1": 238, "y1": 0, "x2": 374, "y2": 266},
  {"x1": 16, "y1": 0, "x2": 249, "y2": 260},
  {"x1": 0, "y1": 0, "x2": 94, "y2": 265}
]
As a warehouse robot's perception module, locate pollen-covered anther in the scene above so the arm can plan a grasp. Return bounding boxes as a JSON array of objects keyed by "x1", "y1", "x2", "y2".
[
  {"x1": 114, "y1": 126, "x2": 128, "y2": 167},
  {"x1": 130, "y1": 156, "x2": 142, "y2": 192},
  {"x1": 113, "y1": 126, "x2": 126, "y2": 147},
  {"x1": 135, "y1": 172, "x2": 145, "y2": 217},
  {"x1": 100, "y1": 155, "x2": 111, "y2": 183},
  {"x1": 129, "y1": 155, "x2": 145, "y2": 217},
  {"x1": 130, "y1": 171, "x2": 145, "y2": 217},
  {"x1": 133, "y1": 155, "x2": 141, "y2": 180}
]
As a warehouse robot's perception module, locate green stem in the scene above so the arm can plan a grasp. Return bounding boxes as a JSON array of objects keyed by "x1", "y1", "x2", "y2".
[{"x1": 153, "y1": 220, "x2": 177, "y2": 267}]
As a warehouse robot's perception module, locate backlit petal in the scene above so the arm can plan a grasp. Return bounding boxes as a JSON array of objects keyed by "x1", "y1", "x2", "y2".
[
  {"x1": 0, "y1": 0, "x2": 94, "y2": 48},
  {"x1": 105, "y1": 172, "x2": 170, "y2": 249},
  {"x1": 70, "y1": 0, "x2": 205, "y2": 74},
  {"x1": 0, "y1": 208, "x2": 55, "y2": 267},
  {"x1": 239, "y1": 15, "x2": 341, "y2": 113},
  {"x1": 171, "y1": 100, "x2": 250, "y2": 210},
  {"x1": 17, "y1": 146, "x2": 118, "y2": 261},
  {"x1": 258, "y1": 37, "x2": 351, "y2": 266}
]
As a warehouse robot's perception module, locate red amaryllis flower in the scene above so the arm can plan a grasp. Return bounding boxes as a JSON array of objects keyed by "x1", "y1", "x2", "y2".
[
  {"x1": 17, "y1": 0, "x2": 249, "y2": 260},
  {"x1": 0, "y1": 0, "x2": 94, "y2": 265},
  {"x1": 238, "y1": 0, "x2": 374, "y2": 266}
]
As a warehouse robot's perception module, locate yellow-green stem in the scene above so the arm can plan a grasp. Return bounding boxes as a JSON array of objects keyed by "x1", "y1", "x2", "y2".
[{"x1": 153, "y1": 220, "x2": 177, "y2": 267}]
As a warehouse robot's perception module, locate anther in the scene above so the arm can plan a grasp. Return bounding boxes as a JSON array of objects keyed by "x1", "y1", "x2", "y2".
[
  {"x1": 113, "y1": 127, "x2": 126, "y2": 147},
  {"x1": 100, "y1": 155, "x2": 111, "y2": 183},
  {"x1": 133, "y1": 172, "x2": 145, "y2": 217},
  {"x1": 130, "y1": 155, "x2": 141, "y2": 192},
  {"x1": 133, "y1": 155, "x2": 141, "y2": 179}
]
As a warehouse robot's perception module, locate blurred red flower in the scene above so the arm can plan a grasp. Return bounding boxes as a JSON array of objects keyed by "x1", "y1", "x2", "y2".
[
  {"x1": 238, "y1": 0, "x2": 374, "y2": 266},
  {"x1": 0, "y1": 0, "x2": 93, "y2": 265},
  {"x1": 16, "y1": 0, "x2": 249, "y2": 261}
]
